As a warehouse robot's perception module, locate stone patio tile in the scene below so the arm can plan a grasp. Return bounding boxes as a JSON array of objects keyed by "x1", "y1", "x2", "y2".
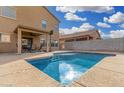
[
  {"x1": 0, "y1": 53, "x2": 43, "y2": 65},
  {"x1": 75, "y1": 67, "x2": 124, "y2": 87},
  {"x1": 0, "y1": 67, "x2": 60, "y2": 87},
  {"x1": 101, "y1": 55, "x2": 124, "y2": 65},
  {"x1": 96, "y1": 61, "x2": 124, "y2": 74},
  {"x1": 69, "y1": 82, "x2": 85, "y2": 87},
  {"x1": 0, "y1": 60, "x2": 33, "y2": 76}
]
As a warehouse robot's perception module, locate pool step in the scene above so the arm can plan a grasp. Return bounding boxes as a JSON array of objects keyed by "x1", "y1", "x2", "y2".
[{"x1": 50, "y1": 56, "x2": 61, "y2": 62}]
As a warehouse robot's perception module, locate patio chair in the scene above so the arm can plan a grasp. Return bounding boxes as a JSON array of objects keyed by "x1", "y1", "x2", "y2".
[{"x1": 27, "y1": 45, "x2": 32, "y2": 53}]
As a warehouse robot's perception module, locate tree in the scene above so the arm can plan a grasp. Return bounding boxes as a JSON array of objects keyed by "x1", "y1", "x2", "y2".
[{"x1": 49, "y1": 30, "x2": 53, "y2": 51}]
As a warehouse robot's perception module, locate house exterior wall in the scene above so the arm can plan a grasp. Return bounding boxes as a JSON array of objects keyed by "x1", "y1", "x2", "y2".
[
  {"x1": 0, "y1": 6, "x2": 59, "y2": 52},
  {"x1": 0, "y1": 33, "x2": 17, "y2": 52}
]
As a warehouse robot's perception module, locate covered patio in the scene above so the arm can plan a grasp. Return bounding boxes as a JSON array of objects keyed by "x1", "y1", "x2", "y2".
[{"x1": 14, "y1": 25, "x2": 50, "y2": 54}]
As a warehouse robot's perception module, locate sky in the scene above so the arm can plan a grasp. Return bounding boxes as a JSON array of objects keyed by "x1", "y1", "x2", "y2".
[{"x1": 47, "y1": 6, "x2": 124, "y2": 39}]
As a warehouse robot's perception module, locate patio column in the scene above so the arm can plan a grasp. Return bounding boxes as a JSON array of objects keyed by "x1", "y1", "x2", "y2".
[
  {"x1": 17, "y1": 28, "x2": 22, "y2": 54},
  {"x1": 46, "y1": 33, "x2": 49, "y2": 52}
]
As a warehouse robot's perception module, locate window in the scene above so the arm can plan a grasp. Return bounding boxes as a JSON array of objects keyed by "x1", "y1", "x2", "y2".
[
  {"x1": 54, "y1": 40, "x2": 58, "y2": 47},
  {"x1": 22, "y1": 39, "x2": 28, "y2": 46},
  {"x1": 42, "y1": 20, "x2": 47, "y2": 29},
  {"x1": 1, "y1": 6, "x2": 16, "y2": 19},
  {"x1": 51, "y1": 40, "x2": 58, "y2": 47},
  {"x1": 0, "y1": 33, "x2": 11, "y2": 43},
  {"x1": 41, "y1": 39, "x2": 46, "y2": 47},
  {"x1": 54, "y1": 24, "x2": 59, "y2": 31},
  {"x1": 51, "y1": 40, "x2": 54, "y2": 47}
]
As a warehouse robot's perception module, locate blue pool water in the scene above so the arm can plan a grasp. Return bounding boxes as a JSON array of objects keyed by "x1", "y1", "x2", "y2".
[{"x1": 27, "y1": 52, "x2": 112, "y2": 85}]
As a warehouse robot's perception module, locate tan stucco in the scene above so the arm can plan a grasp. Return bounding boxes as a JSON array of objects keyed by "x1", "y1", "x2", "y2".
[{"x1": 0, "y1": 6, "x2": 59, "y2": 53}]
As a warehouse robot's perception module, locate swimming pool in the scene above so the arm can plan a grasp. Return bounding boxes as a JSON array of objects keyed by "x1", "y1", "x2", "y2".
[{"x1": 27, "y1": 52, "x2": 112, "y2": 86}]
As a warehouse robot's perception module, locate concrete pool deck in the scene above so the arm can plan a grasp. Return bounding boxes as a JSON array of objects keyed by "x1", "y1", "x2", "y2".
[{"x1": 0, "y1": 51, "x2": 124, "y2": 87}]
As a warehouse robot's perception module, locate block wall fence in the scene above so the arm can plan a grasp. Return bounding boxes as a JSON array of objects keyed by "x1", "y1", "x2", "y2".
[{"x1": 64, "y1": 38, "x2": 124, "y2": 53}]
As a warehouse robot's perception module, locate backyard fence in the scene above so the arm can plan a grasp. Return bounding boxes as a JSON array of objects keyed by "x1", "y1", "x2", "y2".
[{"x1": 64, "y1": 38, "x2": 124, "y2": 53}]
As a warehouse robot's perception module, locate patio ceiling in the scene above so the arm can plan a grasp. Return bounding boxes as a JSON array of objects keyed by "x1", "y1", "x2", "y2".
[{"x1": 14, "y1": 25, "x2": 49, "y2": 35}]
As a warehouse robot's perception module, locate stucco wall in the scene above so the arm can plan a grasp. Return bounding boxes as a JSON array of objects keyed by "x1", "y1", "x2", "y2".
[
  {"x1": 64, "y1": 38, "x2": 124, "y2": 53},
  {"x1": 0, "y1": 33, "x2": 17, "y2": 52},
  {"x1": 0, "y1": 7, "x2": 59, "y2": 33},
  {"x1": 0, "y1": 6, "x2": 59, "y2": 52}
]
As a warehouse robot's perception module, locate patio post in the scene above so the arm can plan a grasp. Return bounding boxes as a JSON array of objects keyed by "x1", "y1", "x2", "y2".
[
  {"x1": 17, "y1": 28, "x2": 22, "y2": 54},
  {"x1": 46, "y1": 33, "x2": 49, "y2": 52}
]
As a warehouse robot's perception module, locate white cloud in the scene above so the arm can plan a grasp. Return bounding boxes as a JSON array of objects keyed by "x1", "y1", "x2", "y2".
[
  {"x1": 59, "y1": 23, "x2": 95, "y2": 35},
  {"x1": 110, "y1": 30, "x2": 124, "y2": 38},
  {"x1": 120, "y1": 23, "x2": 124, "y2": 28},
  {"x1": 80, "y1": 23, "x2": 95, "y2": 30},
  {"x1": 97, "y1": 22, "x2": 111, "y2": 28},
  {"x1": 99, "y1": 30, "x2": 110, "y2": 39},
  {"x1": 56, "y1": 6, "x2": 76, "y2": 13},
  {"x1": 59, "y1": 27, "x2": 79, "y2": 35},
  {"x1": 103, "y1": 17, "x2": 108, "y2": 22},
  {"x1": 64, "y1": 12, "x2": 87, "y2": 21},
  {"x1": 56, "y1": 6, "x2": 114, "y2": 13},
  {"x1": 104, "y1": 12, "x2": 124, "y2": 23},
  {"x1": 99, "y1": 29, "x2": 124, "y2": 39}
]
